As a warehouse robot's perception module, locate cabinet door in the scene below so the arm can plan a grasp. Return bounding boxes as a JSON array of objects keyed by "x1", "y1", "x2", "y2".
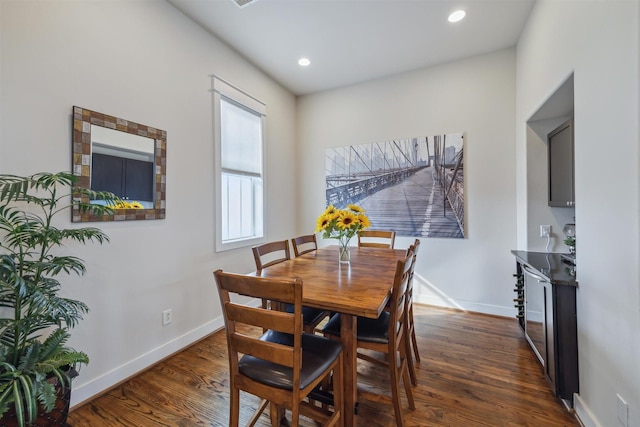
[
  {"x1": 553, "y1": 285, "x2": 579, "y2": 400},
  {"x1": 91, "y1": 153, "x2": 125, "y2": 197},
  {"x1": 523, "y1": 268, "x2": 557, "y2": 393},
  {"x1": 524, "y1": 271, "x2": 546, "y2": 365},
  {"x1": 548, "y1": 118, "x2": 574, "y2": 207},
  {"x1": 124, "y1": 158, "x2": 154, "y2": 202},
  {"x1": 544, "y1": 280, "x2": 556, "y2": 391}
]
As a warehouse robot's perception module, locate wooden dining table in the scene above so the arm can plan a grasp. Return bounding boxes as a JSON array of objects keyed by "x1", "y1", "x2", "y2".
[{"x1": 250, "y1": 244, "x2": 406, "y2": 427}]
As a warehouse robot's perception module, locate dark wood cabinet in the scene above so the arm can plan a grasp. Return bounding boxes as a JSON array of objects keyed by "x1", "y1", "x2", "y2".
[
  {"x1": 548, "y1": 117, "x2": 575, "y2": 207},
  {"x1": 512, "y1": 251, "x2": 579, "y2": 407},
  {"x1": 552, "y1": 284, "x2": 579, "y2": 402},
  {"x1": 92, "y1": 153, "x2": 154, "y2": 201}
]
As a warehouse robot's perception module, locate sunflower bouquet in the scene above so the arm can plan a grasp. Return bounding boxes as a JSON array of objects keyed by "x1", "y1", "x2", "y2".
[
  {"x1": 112, "y1": 200, "x2": 144, "y2": 209},
  {"x1": 316, "y1": 204, "x2": 370, "y2": 262}
]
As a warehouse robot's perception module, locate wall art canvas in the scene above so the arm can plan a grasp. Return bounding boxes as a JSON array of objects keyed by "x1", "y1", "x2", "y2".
[{"x1": 325, "y1": 133, "x2": 464, "y2": 238}]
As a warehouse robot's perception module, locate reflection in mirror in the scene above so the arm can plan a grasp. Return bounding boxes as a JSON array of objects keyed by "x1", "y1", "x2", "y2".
[
  {"x1": 91, "y1": 125, "x2": 155, "y2": 209},
  {"x1": 72, "y1": 106, "x2": 167, "y2": 222}
]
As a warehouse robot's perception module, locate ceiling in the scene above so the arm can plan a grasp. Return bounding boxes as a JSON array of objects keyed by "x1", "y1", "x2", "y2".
[{"x1": 167, "y1": 0, "x2": 535, "y2": 96}]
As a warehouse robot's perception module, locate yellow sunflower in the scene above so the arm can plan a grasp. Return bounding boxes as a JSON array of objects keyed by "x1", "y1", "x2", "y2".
[
  {"x1": 336, "y1": 211, "x2": 357, "y2": 230},
  {"x1": 348, "y1": 204, "x2": 365, "y2": 213},
  {"x1": 113, "y1": 201, "x2": 129, "y2": 209},
  {"x1": 358, "y1": 214, "x2": 371, "y2": 229},
  {"x1": 315, "y1": 213, "x2": 332, "y2": 233},
  {"x1": 323, "y1": 204, "x2": 337, "y2": 216}
]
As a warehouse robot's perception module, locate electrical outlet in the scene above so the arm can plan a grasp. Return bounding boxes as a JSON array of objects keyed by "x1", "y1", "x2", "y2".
[
  {"x1": 540, "y1": 225, "x2": 551, "y2": 237},
  {"x1": 617, "y1": 394, "x2": 628, "y2": 427},
  {"x1": 162, "y1": 309, "x2": 172, "y2": 326}
]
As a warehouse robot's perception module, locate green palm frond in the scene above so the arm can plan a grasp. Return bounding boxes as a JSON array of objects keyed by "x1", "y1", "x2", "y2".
[
  {"x1": 59, "y1": 227, "x2": 111, "y2": 244},
  {"x1": 72, "y1": 187, "x2": 120, "y2": 216},
  {"x1": 0, "y1": 175, "x2": 31, "y2": 203},
  {"x1": 22, "y1": 256, "x2": 87, "y2": 277},
  {"x1": 0, "y1": 171, "x2": 111, "y2": 426},
  {"x1": 35, "y1": 378, "x2": 56, "y2": 414},
  {"x1": 0, "y1": 365, "x2": 38, "y2": 427}
]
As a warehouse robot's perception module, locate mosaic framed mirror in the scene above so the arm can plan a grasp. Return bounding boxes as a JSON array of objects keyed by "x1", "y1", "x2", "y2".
[{"x1": 71, "y1": 106, "x2": 166, "y2": 222}]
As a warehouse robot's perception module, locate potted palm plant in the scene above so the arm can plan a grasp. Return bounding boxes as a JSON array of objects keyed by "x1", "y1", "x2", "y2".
[{"x1": 0, "y1": 172, "x2": 117, "y2": 427}]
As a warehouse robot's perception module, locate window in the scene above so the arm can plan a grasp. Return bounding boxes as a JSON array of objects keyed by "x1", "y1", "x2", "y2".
[{"x1": 212, "y1": 76, "x2": 266, "y2": 251}]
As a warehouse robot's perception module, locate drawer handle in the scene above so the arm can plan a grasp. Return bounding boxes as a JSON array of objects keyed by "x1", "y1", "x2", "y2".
[{"x1": 521, "y1": 264, "x2": 546, "y2": 282}]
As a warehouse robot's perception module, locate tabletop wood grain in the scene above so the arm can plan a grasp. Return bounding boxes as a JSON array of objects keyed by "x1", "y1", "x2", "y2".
[{"x1": 250, "y1": 245, "x2": 406, "y2": 318}]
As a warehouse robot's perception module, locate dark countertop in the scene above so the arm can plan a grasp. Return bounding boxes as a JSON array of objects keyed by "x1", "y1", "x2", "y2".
[{"x1": 511, "y1": 250, "x2": 578, "y2": 287}]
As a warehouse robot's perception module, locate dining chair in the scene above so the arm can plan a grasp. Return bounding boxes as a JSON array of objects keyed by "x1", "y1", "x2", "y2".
[
  {"x1": 252, "y1": 240, "x2": 329, "y2": 334},
  {"x1": 252, "y1": 240, "x2": 292, "y2": 271},
  {"x1": 213, "y1": 270, "x2": 343, "y2": 427},
  {"x1": 322, "y1": 249, "x2": 415, "y2": 427},
  {"x1": 357, "y1": 229, "x2": 396, "y2": 249},
  {"x1": 405, "y1": 239, "x2": 421, "y2": 386},
  {"x1": 291, "y1": 234, "x2": 318, "y2": 257},
  {"x1": 380, "y1": 239, "x2": 421, "y2": 386}
]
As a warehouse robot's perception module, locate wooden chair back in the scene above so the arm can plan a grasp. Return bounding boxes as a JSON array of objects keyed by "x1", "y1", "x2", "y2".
[
  {"x1": 253, "y1": 239, "x2": 329, "y2": 333},
  {"x1": 405, "y1": 239, "x2": 421, "y2": 385},
  {"x1": 252, "y1": 240, "x2": 291, "y2": 312},
  {"x1": 291, "y1": 234, "x2": 318, "y2": 257},
  {"x1": 388, "y1": 249, "x2": 413, "y2": 352},
  {"x1": 357, "y1": 229, "x2": 396, "y2": 249},
  {"x1": 215, "y1": 270, "x2": 303, "y2": 380},
  {"x1": 214, "y1": 269, "x2": 343, "y2": 426},
  {"x1": 252, "y1": 240, "x2": 291, "y2": 270},
  {"x1": 406, "y1": 239, "x2": 421, "y2": 297},
  {"x1": 355, "y1": 249, "x2": 415, "y2": 425}
]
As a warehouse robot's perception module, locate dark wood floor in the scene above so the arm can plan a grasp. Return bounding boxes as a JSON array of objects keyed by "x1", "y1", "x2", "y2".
[{"x1": 67, "y1": 305, "x2": 580, "y2": 426}]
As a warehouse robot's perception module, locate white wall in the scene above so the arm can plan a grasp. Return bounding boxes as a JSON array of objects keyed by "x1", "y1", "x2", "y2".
[
  {"x1": 516, "y1": 1, "x2": 640, "y2": 426},
  {"x1": 0, "y1": 0, "x2": 297, "y2": 407},
  {"x1": 297, "y1": 49, "x2": 518, "y2": 317}
]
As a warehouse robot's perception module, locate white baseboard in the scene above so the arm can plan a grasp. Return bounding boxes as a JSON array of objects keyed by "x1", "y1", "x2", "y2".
[
  {"x1": 69, "y1": 316, "x2": 226, "y2": 408},
  {"x1": 574, "y1": 393, "x2": 601, "y2": 427},
  {"x1": 69, "y1": 298, "x2": 267, "y2": 408},
  {"x1": 414, "y1": 294, "x2": 517, "y2": 318}
]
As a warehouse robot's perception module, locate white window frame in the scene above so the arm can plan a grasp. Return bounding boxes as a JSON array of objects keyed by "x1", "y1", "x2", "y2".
[{"x1": 212, "y1": 76, "x2": 266, "y2": 252}]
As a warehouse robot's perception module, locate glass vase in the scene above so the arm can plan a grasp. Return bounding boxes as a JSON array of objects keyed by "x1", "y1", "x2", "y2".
[{"x1": 338, "y1": 238, "x2": 351, "y2": 264}]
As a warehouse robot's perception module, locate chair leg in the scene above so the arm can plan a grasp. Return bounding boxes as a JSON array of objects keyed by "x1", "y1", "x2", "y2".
[
  {"x1": 389, "y1": 349, "x2": 405, "y2": 427},
  {"x1": 247, "y1": 399, "x2": 269, "y2": 427},
  {"x1": 402, "y1": 359, "x2": 415, "y2": 410},
  {"x1": 409, "y1": 308, "x2": 421, "y2": 363},
  {"x1": 333, "y1": 354, "x2": 344, "y2": 426},
  {"x1": 411, "y1": 331, "x2": 420, "y2": 361},
  {"x1": 400, "y1": 337, "x2": 415, "y2": 410},
  {"x1": 230, "y1": 386, "x2": 241, "y2": 427},
  {"x1": 290, "y1": 400, "x2": 300, "y2": 427},
  {"x1": 269, "y1": 402, "x2": 283, "y2": 427},
  {"x1": 406, "y1": 329, "x2": 418, "y2": 386}
]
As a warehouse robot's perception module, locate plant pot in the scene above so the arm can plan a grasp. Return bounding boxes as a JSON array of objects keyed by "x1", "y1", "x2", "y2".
[{"x1": 2, "y1": 368, "x2": 78, "y2": 427}]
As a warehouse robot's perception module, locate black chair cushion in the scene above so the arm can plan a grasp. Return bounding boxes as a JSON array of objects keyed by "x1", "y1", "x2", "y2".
[
  {"x1": 284, "y1": 303, "x2": 327, "y2": 327},
  {"x1": 238, "y1": 331, "x2": 342, "y2": 390},
  {"x1": 322, "y1": 312, "x2": 390, "y2": 344}
]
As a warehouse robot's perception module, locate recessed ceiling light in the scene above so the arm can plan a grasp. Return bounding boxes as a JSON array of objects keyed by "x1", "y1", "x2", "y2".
[
  {"x1": 448, "y1": 10, "x2": 466, "y2": 23},
  {"x1": 232, "y1": 0, "x2": 259, "y2": 8},
  {"x1": 298, "y1": 58, "x2": 311, "y2": 67}
]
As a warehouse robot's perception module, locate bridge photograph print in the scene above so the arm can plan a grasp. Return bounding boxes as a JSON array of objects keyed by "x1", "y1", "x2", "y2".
[{"x1": 325, "y1": 133, "x2": 465, "y2": 238}]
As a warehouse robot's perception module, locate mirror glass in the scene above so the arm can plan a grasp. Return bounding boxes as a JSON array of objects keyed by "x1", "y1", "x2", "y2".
[
  {"x1": 91, "y1": 125, "x2": 155, "y2": 209},
  {"x1": 72, "y1": 106, "x2": 167, "y2": 222}
]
